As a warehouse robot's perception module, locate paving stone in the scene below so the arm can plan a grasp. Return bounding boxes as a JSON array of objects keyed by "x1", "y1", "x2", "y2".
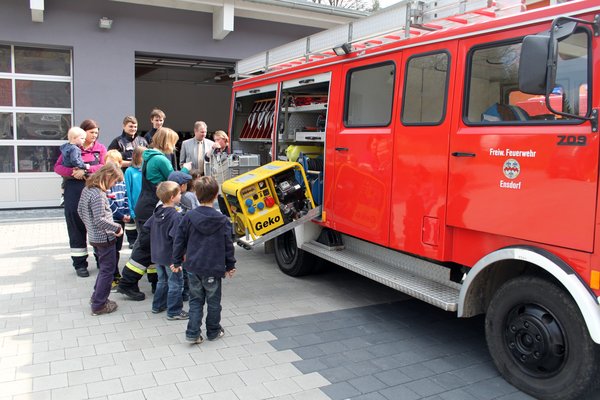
[
  {"x1": 379, "y1": 384, "x2": 421, "y2": 400},
  {"x1": 175, "y1": 378, "x2": 215, "y2": 397},
  {"x1": 50, "y1": 384, "x2": 89, "y2": 400},
  {"x1": 232, "y1": 383, "x2": 272, "y2": 400},
  {"x1": 120, "y1": 372, "x2": 157, "y2": 391},
  {"x1": 142, "y1": 383, "x2": 183, "y2": 400},
  {"x1": 347, "y1": 375, "x2": 388, "y2": 394},
  {"x1": 321, "y1": 381, "x2": 362, "y2": 400}
]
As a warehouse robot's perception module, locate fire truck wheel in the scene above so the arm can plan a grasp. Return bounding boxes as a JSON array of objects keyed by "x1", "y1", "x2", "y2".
[
  {"x1": 485, "y1": 275, "x2": 600, "y2": 400},
  {"x1": 274, "y1": 230, "x2": 319, "y2": 277}
]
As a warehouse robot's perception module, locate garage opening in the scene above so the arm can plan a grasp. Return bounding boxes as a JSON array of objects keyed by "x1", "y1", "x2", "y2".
[{"x1": 135, "y1": 54, "x2": 235, "y2": 144}]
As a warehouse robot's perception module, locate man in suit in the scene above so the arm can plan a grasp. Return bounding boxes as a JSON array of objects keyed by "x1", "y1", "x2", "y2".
[{"x1": 179, "y1": 121, "x2": 214, "y2": 176}]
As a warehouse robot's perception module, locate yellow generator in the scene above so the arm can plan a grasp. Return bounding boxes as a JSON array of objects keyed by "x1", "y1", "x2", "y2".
[{"x1": 222, "y1": 161, "x2": 316, "y2": 240}]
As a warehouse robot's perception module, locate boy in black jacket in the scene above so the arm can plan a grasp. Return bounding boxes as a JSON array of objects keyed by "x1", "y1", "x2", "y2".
[
  {"x1": 145, "y1": 181, "x2": 187, "y2": 320},
  {"x1": 171, "y1": 176, "x2": 236, "y2": 344}
]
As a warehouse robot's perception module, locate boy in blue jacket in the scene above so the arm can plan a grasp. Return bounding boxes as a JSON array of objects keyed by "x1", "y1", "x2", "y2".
[
  {"x1": 145, "y1": 181, "x2": 187, "y2": 320},
  {"x1": 171, "y1": 176, "x2": 236, "y2": 344}
]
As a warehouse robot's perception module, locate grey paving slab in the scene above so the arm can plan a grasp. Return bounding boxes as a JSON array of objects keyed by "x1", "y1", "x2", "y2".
[{"x1": 0, "y1": 212, "x2": 589, "y2": 400}]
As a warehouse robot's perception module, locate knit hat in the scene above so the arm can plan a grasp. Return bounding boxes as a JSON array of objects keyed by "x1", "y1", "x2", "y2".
[{"x1": 168, "y1": 171, "x2": 192, "y2": 185}]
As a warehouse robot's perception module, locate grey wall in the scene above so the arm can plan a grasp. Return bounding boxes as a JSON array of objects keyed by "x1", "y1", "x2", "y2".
[
  {"x1": 135, "y1": 80, "x2": 232, "y2": 135},
  {"x1": 0, "y1": 0, "x2": 319, "y2": 145}
]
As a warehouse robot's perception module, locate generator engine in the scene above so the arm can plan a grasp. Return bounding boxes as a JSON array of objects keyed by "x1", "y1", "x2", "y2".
[
  {"x1": 221, "y1": 161, "x2": 315, "y2": 239},
  {"x1": 273, "y1": 170, "x2": 313, "y2": 223}
]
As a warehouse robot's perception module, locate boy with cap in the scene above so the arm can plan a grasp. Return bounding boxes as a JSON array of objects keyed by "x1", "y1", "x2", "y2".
[{"x1": 168, "y1": 170, "x2": 193, "y2": 301}]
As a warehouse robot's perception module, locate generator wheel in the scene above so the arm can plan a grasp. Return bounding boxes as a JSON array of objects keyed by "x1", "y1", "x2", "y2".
[
  {"x1": 485, "y1": 275, "x2": 600, "y2": 400},
  {"x1": 274, "y1": 230, "x2": 318, "y2": 276}
]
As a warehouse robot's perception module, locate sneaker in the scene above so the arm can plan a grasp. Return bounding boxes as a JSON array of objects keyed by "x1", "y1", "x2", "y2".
[
  {"x1": 91, "y1": 300, "x2": 118, "y2": 316},
  {"x1": 116, "y1": 285, "x2": 145, "y2": 301},
  {"x1": 186, "y1": 336, "x2": 204, "y2": 344},
  {"x1": 110, "y1": 281, "x2": 119, "y2": 293},
  {"x1": 76, "y1": 268, "x2": 89, "y2": 277},
  {"x1": 152, "y1": 307, "x2": 166, "y2": 314},
  {"x1": 167, "y1": 311, "x2": 189, "y2": 320},
  {"x1": 208, "y1": 328, "x2": 225, "y2": 341}
]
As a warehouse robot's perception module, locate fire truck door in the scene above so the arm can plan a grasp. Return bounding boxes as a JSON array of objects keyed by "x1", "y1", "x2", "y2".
[
  {"x1": 447, "y1": 33, "x2": 598, "y2": 252},
  {"x1": 330, "y1": 56, "x2": 397, "y2": 246},
  {"x1": 389, "y1": 43, "x2": 457, "y2": 259}
]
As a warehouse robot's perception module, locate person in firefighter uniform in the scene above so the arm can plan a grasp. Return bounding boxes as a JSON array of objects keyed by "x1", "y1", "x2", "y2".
[
  {"x1": 116, "y1": 127, "x2": 191, "y2": 300},
  {"x1": 54, "y1": 119, "x2": 107, "y2": 277}
]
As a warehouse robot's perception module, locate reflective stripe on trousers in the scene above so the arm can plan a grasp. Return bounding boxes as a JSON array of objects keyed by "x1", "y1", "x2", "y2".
[{"x1": 70, "y1": 247, "x2": 88, "y2": 257}]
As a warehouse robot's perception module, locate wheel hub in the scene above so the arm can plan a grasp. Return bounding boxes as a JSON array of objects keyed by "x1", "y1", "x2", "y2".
[{"x1": 504, "y1": 303, "x2": 566, "y2": 377}]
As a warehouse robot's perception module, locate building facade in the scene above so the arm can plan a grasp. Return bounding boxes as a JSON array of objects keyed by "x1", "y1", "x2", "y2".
[{"x1": 0, "y1": 0, "x2": 360, "y2": 208}]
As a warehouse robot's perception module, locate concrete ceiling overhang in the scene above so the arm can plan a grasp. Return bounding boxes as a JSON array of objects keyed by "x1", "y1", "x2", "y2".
[{"x1": 109, "y1": 0, "x2": 368, "y2": 40}]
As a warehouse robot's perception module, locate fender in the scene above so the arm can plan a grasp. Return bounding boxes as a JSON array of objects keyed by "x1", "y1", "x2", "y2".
[{"x1": 459, "y1": 246, "x2": 600, "y2": 343}]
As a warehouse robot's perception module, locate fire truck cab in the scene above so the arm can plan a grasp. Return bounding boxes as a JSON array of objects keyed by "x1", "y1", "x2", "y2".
[{"x1": 226, "y1": 1, "x2": 600, "y2": 398}]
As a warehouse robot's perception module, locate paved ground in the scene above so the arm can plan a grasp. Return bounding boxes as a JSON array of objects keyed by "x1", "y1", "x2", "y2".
[{"x1": 0, "y1": 209, "x2": 540, "y2": 399}]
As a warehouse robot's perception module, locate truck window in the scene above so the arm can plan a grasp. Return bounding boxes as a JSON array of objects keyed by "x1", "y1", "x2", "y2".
[
  {"x1": 401, "y1": 52, "x2": 449, "y2": 125},
  {"x1": 344, "y1": 62, "x2": 395, "y2": 127},
  {"x1": 465, "y1": 31, "x2": 589, "y2": 124}
]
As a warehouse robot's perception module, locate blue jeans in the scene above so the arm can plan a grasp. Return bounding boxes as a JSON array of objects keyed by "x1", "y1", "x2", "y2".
[
  {"x1": 186, "y1": 273, "x2": 222, "y2": 341},
  {"x1": 152, "y1": 265, "x2": 183, "y2": 317}
]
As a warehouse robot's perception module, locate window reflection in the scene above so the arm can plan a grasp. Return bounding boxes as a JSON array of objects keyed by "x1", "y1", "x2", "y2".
[
  {"x1": 0, "y1": 45, "x2": 10, "y2": 73},
  {"x1": 0, "y1": 113, "x2": 13, "y2": 140},
  {"x1": 0, "y1": 146, "x2": 15, "y2": 172},
  {"x1": 17, "y1": 146, "x2": 60, "y2": 172},
  {"x1": 0, "y1": 79, "x2": 11, "y2": 106},
  {"x1": 16, "y1": 80, "x2": 71, "y2": 108},
  {"x1": 14, "y1": 47, "x2": 70, "y2": 76},
  {"x1": 17, "y1": 113, "x2": 70, "y2": 140}
]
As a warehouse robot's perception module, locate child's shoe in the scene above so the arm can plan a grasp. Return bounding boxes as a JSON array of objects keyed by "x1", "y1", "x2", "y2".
[
  {"x1": 208, "y1": 328, "x2": 225, "y2": 341},
  {"x1": 186, "y1": 336, "x2": 204, "y2": 344},
  {"x1": 110, "y1": 280, "x2": 119, "y2": 293},
  {"x1": 91, "y1": 300, "x2": 118, "y2": 316},
  {"x1": 167, "y1": 310, "x2": 189, "y2": 320}
]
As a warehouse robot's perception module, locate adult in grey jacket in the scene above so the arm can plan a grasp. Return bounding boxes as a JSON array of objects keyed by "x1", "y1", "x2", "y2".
[{"x1": 179, "y1": 121, "x2": 214, "y2": 175}]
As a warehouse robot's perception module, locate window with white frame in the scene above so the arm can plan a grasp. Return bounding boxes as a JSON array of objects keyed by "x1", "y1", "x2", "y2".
[{"x1": 0, "y1": 45, "x2": 72, "y2": 173}]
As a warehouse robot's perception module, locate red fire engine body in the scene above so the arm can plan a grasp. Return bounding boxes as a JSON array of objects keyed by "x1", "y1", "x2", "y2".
[{"x1": 227, "y1": 1, "x2": 600, "y2": 398}]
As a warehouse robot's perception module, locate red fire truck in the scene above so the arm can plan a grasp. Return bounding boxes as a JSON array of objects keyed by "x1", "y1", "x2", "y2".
[{"x1": 226, "y1": 0, "x2": 600, "y2": 398}]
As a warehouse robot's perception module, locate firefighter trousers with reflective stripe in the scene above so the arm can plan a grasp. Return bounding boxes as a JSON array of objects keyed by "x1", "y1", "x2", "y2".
[
  {"x1": 64, "y1": 179, "x2": 88, "y2": 270},
  {"x1": 119, "y1": 218, "x2": 157, "y2": 289}
]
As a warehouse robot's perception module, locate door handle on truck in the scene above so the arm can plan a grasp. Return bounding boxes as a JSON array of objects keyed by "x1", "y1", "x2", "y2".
[
  {"x1": 335, "y1": 147, "x2": 349, "y2": 151},
  {"x1": 451, "y1": 152, "x2": 476, "y2": 157}
]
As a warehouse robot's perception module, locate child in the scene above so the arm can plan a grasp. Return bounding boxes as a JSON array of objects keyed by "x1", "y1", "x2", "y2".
[
  {"x1": 172, "y1": 176, "x2": 236, "y2": 343},
  {"x1": 179, "y1": 169, "x2": 201, "y2": 214},
  {"x1": 104, "y1": 150, "x2": 131, "y2": 289},
  {"x1": 167, "y1": 170, "x2": 194, "y2": 302},
  {"x1": 124, "y1": 146, "x2": 146, "y2": 249},
  {"x1": 60, "y1": 127, "x2": 90, "y2": 171},
  {"x1": 77, "y1": 163, "x2": 124, "y2": 316},
  {"x1": 145, "y1": 181, "x2": 187, "y2": 320}
]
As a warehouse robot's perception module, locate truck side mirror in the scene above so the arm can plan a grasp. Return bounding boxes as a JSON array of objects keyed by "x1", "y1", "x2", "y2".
[{"x1": 518, "y1": 35, "x2": 551, "y2": 95}]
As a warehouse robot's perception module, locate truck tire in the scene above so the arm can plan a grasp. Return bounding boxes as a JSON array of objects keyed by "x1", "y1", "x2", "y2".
[
  {"x1": 485, "y1": 275, "x2": 600, "y2": 400},
  {"x1": 274, "y1": 230, "x2": 318, "y2": 276}
]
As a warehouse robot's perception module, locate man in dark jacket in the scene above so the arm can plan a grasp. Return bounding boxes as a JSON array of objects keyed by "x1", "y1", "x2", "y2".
[
  {"x1": 171, "y1": 176, "x2": 236, "y2": 344},
  {"x1": 108, "y1": 115, "x2": 148, "y2": 170}
]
